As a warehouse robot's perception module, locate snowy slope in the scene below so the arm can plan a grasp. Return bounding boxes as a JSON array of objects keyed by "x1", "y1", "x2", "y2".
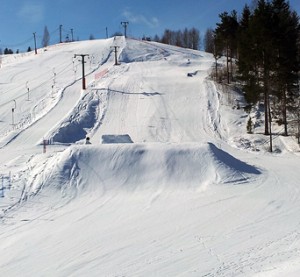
[{"x1": 0, "y1": 38, "x2": 300, "y2": 277}]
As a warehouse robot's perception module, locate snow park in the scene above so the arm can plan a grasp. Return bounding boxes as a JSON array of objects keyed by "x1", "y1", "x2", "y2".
[{"x1": 0, "y1": 34, "x2": 300, "y2": 276}]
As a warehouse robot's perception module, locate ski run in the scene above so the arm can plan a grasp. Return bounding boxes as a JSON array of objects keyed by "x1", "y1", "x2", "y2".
[{"x1": 0, "y1": 37, "x2": 300, "y2": 276}]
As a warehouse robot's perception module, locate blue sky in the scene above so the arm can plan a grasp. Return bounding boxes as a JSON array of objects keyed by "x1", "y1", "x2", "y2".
[{"x1": 1, "y1": 0, "x2": 300, "y2": 52}]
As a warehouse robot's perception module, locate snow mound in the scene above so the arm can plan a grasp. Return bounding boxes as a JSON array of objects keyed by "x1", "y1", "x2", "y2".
[
  {"x1": 48, "y1": 91, "x2": 103, "y2": 144},
  {"x1": 208, "y1": 142, "x2": 260, "y2": 174},
  {"x1": 119, "y1": 39, "x2": 170, "y2": 63},
  {"x1": 36, "y1": 143, "x2": 261, "y2": 197}
]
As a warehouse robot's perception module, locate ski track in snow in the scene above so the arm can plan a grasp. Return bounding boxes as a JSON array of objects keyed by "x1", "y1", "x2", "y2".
[{"x1": 0, "y1": 38, "x2": 300, "y2": 276}]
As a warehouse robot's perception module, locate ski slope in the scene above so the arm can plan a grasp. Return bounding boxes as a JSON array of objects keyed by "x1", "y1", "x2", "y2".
[{"x1": 0, "y1": 37, "x2": 300, "y2": 276}]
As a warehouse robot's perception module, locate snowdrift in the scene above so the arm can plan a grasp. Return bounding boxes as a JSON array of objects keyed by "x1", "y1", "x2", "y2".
[{"x1": 39, "y1": 143, "x2": 261, "y2": 196}]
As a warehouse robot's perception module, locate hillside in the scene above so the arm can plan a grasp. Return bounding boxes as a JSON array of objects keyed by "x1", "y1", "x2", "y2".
[{"x1": 0, "y1": 37, "x2": 300, "y2": 276}]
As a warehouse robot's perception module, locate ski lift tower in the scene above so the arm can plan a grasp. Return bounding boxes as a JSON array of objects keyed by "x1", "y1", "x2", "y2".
[{"x1": 74, "y1": 54, "x2": 89, "y2": 90}]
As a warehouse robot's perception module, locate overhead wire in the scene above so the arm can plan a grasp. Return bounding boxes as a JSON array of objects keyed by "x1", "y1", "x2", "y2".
[{"x1": 0, "y1": 27, "x2": 61, "y2": 51}]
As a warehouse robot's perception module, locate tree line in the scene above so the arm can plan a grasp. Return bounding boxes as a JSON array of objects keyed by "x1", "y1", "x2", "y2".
[
  {"x1": 149, "y1": 27, "x2": 201, "y2": 50},
  {"x1": 206, "y1": 0, "x2": 300, "y2": 140}
]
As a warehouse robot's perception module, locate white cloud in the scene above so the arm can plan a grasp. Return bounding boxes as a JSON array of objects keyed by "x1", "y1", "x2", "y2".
[
  {"x1": 17, "y1": 2, "x2": 44, "y2": 23},
  {"x1": 123, "y1": 9, "x2": 159, "y2": 28}
]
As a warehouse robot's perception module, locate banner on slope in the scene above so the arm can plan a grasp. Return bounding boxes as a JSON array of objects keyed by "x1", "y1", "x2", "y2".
[{"x1": 95, "y1": 68, "x2": 108, "y2": 80}]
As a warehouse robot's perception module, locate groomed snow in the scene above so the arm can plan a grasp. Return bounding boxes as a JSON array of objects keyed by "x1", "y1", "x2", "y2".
[{"x1": 0, "y1": 37, "x2": 300, "y2": 276}]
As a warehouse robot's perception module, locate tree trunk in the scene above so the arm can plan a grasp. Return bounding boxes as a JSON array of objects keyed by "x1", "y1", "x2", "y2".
[
  {"x1": 264, "y1": 86, "x2": 269, "y2": 135},
  {"x1": 268, "y1": 94, "x2": 272, "y2": 152},
  {"x1": 282, "y1": 88, "x2": 288, "y2": 136},
  {"x1": 215, "y1": 58, "x2": 218, "y2": 82},
  {"x1": 263, "y1": 50, "x2": 269, "y2": 136},
  {"x1": 230, "y1": 47, "x2": 233, "y2": 82},
  {"x1": 226, "y1": 44, "x2": 230, "y2": 84}
]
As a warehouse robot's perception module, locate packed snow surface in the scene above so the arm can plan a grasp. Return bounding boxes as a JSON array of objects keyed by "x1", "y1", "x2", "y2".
[{"x1": 0, "y1": 37, "x2": 300, "y2": 276}]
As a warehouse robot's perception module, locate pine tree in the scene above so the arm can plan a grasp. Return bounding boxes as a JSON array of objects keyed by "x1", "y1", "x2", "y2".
[
  {"x1": 271, "y1": 0, "x2": 300, "y2": 135},
  {"x1": 215, "y1": 10, "x2": 239, "y2": 83},
  {"x1": 213, "y1": 33, "x2": 223, "y2": 82},
  {"x1": 204, "y1": 28, "x2": 215, "y2": 53},
  {"x1": 237, "y1": 0, "x2": 300, "y2": 137},
  {"x1": 4, "y1": 48, "x2": 13, "y2": 54},
  {"x1": 238, "y1": 0, "x2": 299, "y2": 135},
  {"x1": 237, "y1": 5, "x2": 262, "y2": 104},
  {"x1": 42, "y1": 26, "x2": 50, "y2": 47},
  {"x1": 242, "y1": 0, "x2": 275, "y2": 135}
]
